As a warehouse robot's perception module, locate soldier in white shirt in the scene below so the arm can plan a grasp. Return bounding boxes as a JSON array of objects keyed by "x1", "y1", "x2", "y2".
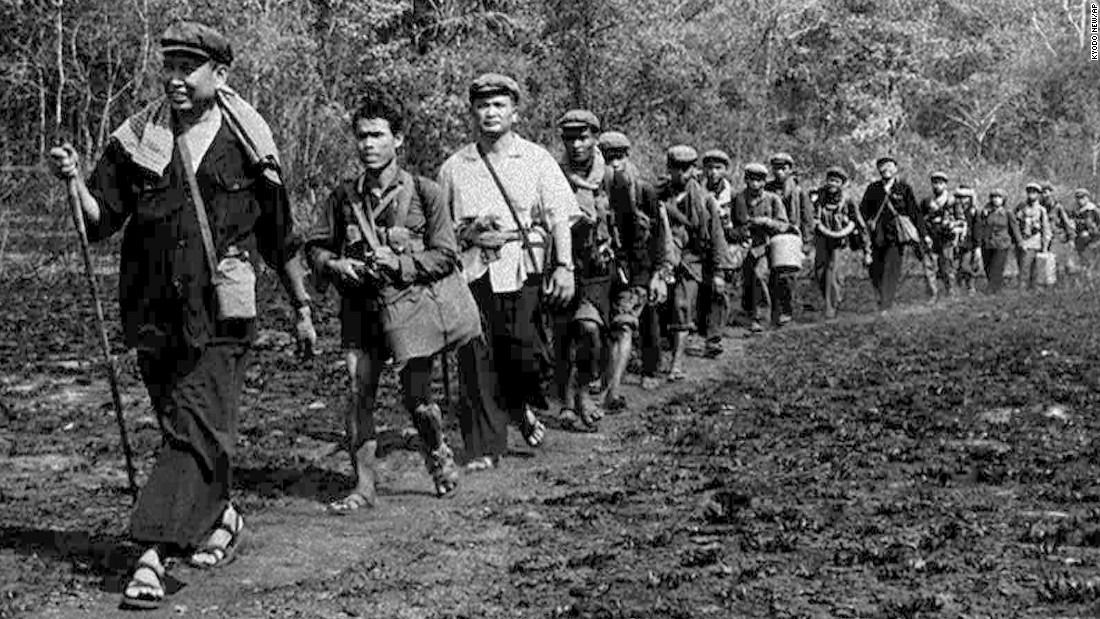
[{"x1": 438, "y1": 73, "x2": 582, "y2": 470}]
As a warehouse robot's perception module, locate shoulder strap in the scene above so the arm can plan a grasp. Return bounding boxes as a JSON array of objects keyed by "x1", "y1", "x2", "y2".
[
  {"x1": 477, "y1": 145, "x2": 542, "y2": 273},
  {"x1": 348, "y1": 177, "x2": 383, "y2": 251},
  {"x1": 176, "y1": 135, "x2": 218, "y2": 276}
]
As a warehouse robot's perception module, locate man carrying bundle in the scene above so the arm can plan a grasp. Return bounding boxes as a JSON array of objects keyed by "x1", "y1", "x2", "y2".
[
  {"x1": 764, "y1": 152, "x2": 813, "y2": 325},
  {"x1": 732, "y1": 163, "x2": 789, "y2": 332},
  {"x1": 47, "y1": 21, "x2": 316, "y2": 610},
  {"x1": 812, "y1": 166, "x2": 866, "y2": 319}
]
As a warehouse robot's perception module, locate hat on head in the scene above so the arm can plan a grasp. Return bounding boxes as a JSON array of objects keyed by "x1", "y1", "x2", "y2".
[
  {"x1": 825, "y1": 166, "x2": 848, "y2": 182},
  {"x1": 744, "y1": 162, "x2": 769, "y2": 177},
  {"x1": 930, "y1": 171, "x2": 948, "y2": 182},
  {"x1": 1025, "y1": 182, "x2": 1042, "y2": 193},
  {"x1": 769, "y1": 152, "x2": 794, "y2": 166},
  {"x1": 468, "y1": 73, "x2": 521, "y2": 103},
  {"x1": 557, "y1": 109, "x2": 600, "y2": 132},
  {"x1": 666, "y1": 145, "x2": 698, "y2": 166},
  {"x1": 598, "y1": 131, "x2": 631, "y2": 151},
  {"x1": 160, "y1": 21, "x2": 233, "y2": 65},
  {"x1": 1074, "y1": 187, "x2": 1091, "y2": 198},
  {"x1": 875, "y1": 155, "x2": 896, "y2": 168},
  {"x1": 954, "y1": 186, "x2": 975, "y2": 198},
  {"x1": 1041, "y1": 182, "x2": 1054, "y2": 191},
  {"x1": 989, "y1": 188, "x2": 1006, "y2": 198},
  {"x1": 702, "y1": 149, "x2": 731, "y2": 165}
]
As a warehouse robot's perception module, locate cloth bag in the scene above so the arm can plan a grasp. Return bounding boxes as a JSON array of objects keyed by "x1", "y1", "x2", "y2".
[{"x1": 349, "y1": 174, "x2": 481, "y2": 364}]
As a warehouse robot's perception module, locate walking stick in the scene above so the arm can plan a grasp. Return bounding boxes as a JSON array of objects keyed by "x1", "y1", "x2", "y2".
[{"x1": 62, "y1": 170, "x2": 139, "y2": 502}]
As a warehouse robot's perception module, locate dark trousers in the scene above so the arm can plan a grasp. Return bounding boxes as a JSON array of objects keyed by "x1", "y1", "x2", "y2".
[
  {"x1": 131, "y1": 342, "x2": 249, "y2": 550},
  {"x1": 814, "y1": 236, "x2": 844, "y2": 316},
  {"x1": 698, "y1": 276, "x2": 730, "y2": 342},
  {"x1": 982, "y1": 247, "x2": 1009, "y2": 293},
  {"x1": 870, "y1": 244, "x2": 904, "y2": 310},
  {"x1": 770, "y1": 271, "x2": 794, "y2": 319},
  {"x1": 741, "y1": 250, "x2": 769, "y2": 316},
  {"x1": 469, "y1": 274, "x2": 547, "y2": 412},
  {"x1": 638, "y1": 303, "x2": 663, "y2": 376},
  {"x1": 456, "y1": 338, "x2": 510, "y2": 459}
]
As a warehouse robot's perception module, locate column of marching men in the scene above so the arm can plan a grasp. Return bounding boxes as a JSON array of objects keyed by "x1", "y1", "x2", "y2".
[{"x1": 42, "y1": 22, "x2": 1100, "y2": 611}]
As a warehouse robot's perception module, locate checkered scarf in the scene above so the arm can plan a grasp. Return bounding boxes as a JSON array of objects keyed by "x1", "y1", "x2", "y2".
[{"x1": 111, "y1": 85, "x2": 283, "y2": 185}]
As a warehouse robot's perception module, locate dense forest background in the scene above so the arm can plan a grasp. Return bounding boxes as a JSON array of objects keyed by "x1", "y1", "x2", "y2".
[{"x1": 3, "y1": 0, "x2": 1100, "y2": 215}]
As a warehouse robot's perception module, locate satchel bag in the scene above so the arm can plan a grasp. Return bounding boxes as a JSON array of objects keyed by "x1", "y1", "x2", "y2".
[
  {"x1": 895, "y1": 212, "x2": 921, "y2": 246},
  {"x1": 348, "y1": 174, "x2": 481, "y2": 365},
  {"x1": 177, "y1": 133, "x2": 258, "y2": 320}
]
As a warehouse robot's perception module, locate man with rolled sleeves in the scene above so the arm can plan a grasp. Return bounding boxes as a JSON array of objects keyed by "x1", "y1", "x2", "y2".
[
  {"x1": 598, "y1": 131, "x2": 672, "y2": 411},
  {"x1": 765, "y1": 152, "x2": 813, "y2": 325},
  {"x1": 659, "y1": 145, "x2": 730, "y2": 380},
  {"x1": 732, "y1": 163, "x2": 789, "y2": 332},
  {"x1": 47, "y1": 20, "x2": 316, "y2": 609},
  {"x1": 698, "y1": 149, "x2": 735, "y2": 356},
  {"x1": 438, "y1": 73, "x2": 581, "y2": 468},
  {"x1": 552, "y1": 109, "x2": 614, "y2": 432}
]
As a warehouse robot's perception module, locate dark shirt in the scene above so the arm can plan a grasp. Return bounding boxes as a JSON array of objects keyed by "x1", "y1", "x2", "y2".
[
  {"x1": 304, "y1": 169, "x2": 458, "y2": 297},
  {"x1": 859, "y1": 178, "x2": 926, "y2": 248},
  {"x1": 607, "y1": 169, "x2": 665, "y2": 287},
  {"x1": 731, "y1": 189, "x2": 788, "y2": 247},
  {"x1": 765, "y1": 176, "x2": 814, "y2": 241},
  {"x1": 973, "y1": 204, "x2": 1019, "y2": 250},
  {"x1": 87, "y1": 120, "x2": 299, "y2": 350},
  {"x1": 658, "y1": 178, "x2": 729, "y2": 280}
]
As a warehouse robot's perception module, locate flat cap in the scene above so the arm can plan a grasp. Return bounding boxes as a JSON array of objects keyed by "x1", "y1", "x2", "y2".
[
  {"x1": 1075, "y1": 187, "x2": 1091, "y2": 198},
  {"x1": 666, "y1": 145, "x2": 698, "y2": 165},
  {"x1": 598, "y1": 131, "x2": 631, "y2": 151},
  {"x1": 468, "y1": 73, "x2": 521, "y2": 103},
  {"x1": 702, "y1": 149, "x2": 731, "y2": 165},
  {"x1": 989, "y1": 188, "x2": 1006, "y2": 198},
  {"x1": 930, "y1": 171, "x2": 948, "y2": 181},
  {"x1": 160, "y1": 21, "x2": 233, "y2": 65},
  {"x1": 1025, "y1": 182, "x2": 1042, "y2": 192},
  {"x1": 769, "y1": 152, "x2": 794, "y2": 166},
  {"x1": 875, "y1": 155, "x2": 897, "y2": 168},
  {"x1": 1041, "y1": 182, "x2": 1054, "y2": 191},
  {"x1": 558, "y1": 109, "x2": 600, "y2": 132},
  {"x1": 824, "y1": 166, "x2": 848, "y2": 181},
  {"x1": 744, "y1": 162, "x2": 769, "y2": 177}
]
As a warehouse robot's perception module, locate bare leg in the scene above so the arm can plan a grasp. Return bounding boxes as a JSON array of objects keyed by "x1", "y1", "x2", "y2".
[
  {"x1": 603, "y1": 328, "x2": 633, "y2": 408},
  {"x1": 333, "y1": 349, "x2": 384, "y2": 511},
  {"x1": 668, "y1": 330, "x2": 688, "y2": 379}
]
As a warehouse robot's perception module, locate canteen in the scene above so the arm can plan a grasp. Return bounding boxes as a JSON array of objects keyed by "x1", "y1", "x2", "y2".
[
  {"x1": 1035, "y1": 251, "x2": 1057, "y2": 286},
  {"x1": 768, "y1": 233, "x2": 805, "y2": 273}
]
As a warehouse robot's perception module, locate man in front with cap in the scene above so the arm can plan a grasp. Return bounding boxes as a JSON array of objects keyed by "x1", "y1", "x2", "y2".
[
  {"x1": 732, "y1": 163, "x2": 789, "y2": 332},
  {"x1": 438, "y1": 73, "x2": 581, "y2": 468},
  {"x1": 47, "y1": 21, "x2": 316, "y2": 610},
  {"x1": 658, "y1": 145, "x2": 730, "y2": 380},
  {"x1": 1071, "y1": 188, "x2": 1100, "y2": 270},
  {"x1": 859, "y1": 156, "x2": 926, "y2": 312},
  {"x1": 919, "y1": 171, "x2": 963, "y2": 299},
  {"x1": 552, "y1": 109, "x2": 614, "y2": 432},
  {"x1": 764, "y1": 152, "x2": 813, "y2": 325},
  {"x1": 598, "y1": 131, "x2": 672, "y2": 411},
  {"x1": 698, "y1": 149, "x2": 735, "y2": 356},
  {"x1": 1014, "y1": 182, "x2": 1052, "y2": 289},
  {"x1": 812, "y1": 166, "x2": 866, "y2": 319}
]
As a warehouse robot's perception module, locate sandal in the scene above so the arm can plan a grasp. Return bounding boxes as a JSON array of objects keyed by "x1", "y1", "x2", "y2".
[
  {"x1": 464, "y1": 455, "x2": 499, "y2": 472},
  {"x1": 120, "y1": 555, "x2": 166, "y2": 610},
  {"x1": 520, "y1": 407, "x2": 547, "y2": 448},
  {"x1": 327, "y1": 492, "x2": 374, "y2": 514},
  {"x1": 188, "y1": 505, "x2": 246, "y2": 570},
  {"x1": 560, "y1": 408, "x2": 598, "y2": 433},
  {"x1": 424, "y1": 443, "x2": 459, "y2": 497}
]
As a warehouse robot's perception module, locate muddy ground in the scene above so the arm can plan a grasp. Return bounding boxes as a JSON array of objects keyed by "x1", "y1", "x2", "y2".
[{"x1": 3, "y1": 256, "x2": 1100, "y2": 619}]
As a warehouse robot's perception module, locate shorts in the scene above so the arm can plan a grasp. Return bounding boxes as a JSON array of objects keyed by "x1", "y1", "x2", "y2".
[
  {"x1": 570, "y1": 278, "x2": 612, "y2": 328},
  {"x1": 340, "y1": 295, "x2": 386, "y2": 351},
  {"x1": 610, "y1": 285, "x2": 648, "y2": 332},
  {"x1": 669, "y1": 276, "x2": 699, "y2": 332}
]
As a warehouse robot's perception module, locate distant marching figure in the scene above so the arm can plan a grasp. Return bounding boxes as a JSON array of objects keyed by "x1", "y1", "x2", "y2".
[
  {"x1": 1014, "y1": 182, "x2": 1052, "y2": 290},
  {"x1": 860, "y1": 156, "x2": 927, "y2": 313},
  {"x1": 973, "y1": 188, "x2": 1020, "y2": 294},
  {"x1": 1071, "y1": 188, "x2": 1100, "y2": 271},
  {"x1": 953, "y1": 186, "x2": 981, "y2": 297},
  {"x1": 812, "y1": 166, "x2": 867, "y2": 319},
  {"x1": 47, "y1": 21, "x2": 317, "y2": 610}
]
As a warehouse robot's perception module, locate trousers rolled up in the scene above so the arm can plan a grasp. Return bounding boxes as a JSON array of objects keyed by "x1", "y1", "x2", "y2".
[{"x1": 131, "y1": 342, "x2": 249, "y2": 550}]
